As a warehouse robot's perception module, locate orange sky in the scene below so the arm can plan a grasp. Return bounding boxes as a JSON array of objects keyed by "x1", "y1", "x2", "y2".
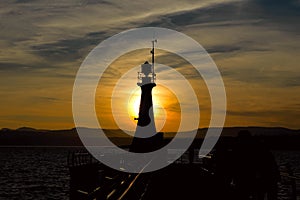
[{"x1": 0, "y1": 0, "x2": 300, "y2": 130}]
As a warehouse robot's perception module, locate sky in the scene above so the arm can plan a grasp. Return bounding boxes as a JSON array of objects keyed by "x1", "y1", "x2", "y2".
[{"x1": 0, "y1": 0, "x2": 299, "y2": 130}]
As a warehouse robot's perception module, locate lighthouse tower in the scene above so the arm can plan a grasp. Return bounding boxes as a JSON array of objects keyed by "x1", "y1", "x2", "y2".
[{"x1": 130, "y1": 40, "x2": 163, "y2": 153}]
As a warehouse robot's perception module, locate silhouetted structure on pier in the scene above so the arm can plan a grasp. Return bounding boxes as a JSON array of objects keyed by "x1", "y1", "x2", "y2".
[{"x1": 130, "y1": 40, "x2": 164, "y2": 153}]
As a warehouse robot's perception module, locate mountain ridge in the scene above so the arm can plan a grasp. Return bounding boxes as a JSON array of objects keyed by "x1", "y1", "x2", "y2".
[{"x1": 0, "y1": 126, "x2": 299, "y2": 148}]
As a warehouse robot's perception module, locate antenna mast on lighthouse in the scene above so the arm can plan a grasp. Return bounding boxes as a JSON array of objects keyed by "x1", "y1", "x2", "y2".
[
  {"x1": 151, "y1": 39, "x2": 157, "y2": 82},
  {"x1": 137, "y1": 39, "x2": 157, "y2": 86}
]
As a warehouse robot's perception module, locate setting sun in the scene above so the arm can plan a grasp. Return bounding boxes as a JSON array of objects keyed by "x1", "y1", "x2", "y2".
[
  {"x1": 127, "y1": 89, "x2": 141, "y2": 121},
  {"x1": 127, "y1": 87, "x2": 167, "y2": 132}
]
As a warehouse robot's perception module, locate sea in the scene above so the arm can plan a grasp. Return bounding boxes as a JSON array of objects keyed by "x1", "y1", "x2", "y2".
[{"x1": 0, "y1": 146, "x2": 299, "y2": 200}]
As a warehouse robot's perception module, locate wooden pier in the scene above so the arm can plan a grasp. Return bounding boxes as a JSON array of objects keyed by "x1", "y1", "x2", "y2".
[{"x1": 68, "y1": 149, "x2": 299, "y2": 200}]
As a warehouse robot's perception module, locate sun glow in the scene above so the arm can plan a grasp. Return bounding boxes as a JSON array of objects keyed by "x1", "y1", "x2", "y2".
[
  {"x1": 103, "y1": 64, "x2": 182, "y2": 132},
  {"x1": 128, "y1": 89, "x2": 141, "y2": 120},
  {"x1": 127, "y1": 87, "x2": 167, "y2": 132}
]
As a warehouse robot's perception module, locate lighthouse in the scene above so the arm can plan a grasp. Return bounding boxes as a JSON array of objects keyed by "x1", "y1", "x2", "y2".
[{"x1": 130, "y1": 40, "x2": 163, "y2": 153}]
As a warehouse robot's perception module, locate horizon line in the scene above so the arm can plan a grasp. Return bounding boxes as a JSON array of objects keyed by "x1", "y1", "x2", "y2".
[{"x1": 1, "y1": 126, "x2": 300, "y2": 132}]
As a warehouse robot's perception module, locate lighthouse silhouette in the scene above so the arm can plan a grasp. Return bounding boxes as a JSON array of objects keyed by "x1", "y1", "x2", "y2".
[{"x1": 130, "y1": 40, "x2": 164, "y2": 153}]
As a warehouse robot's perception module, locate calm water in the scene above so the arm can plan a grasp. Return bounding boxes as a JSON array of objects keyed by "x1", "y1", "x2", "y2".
[
  {"x1": 0, "y1": 147, "x2": 299, "y2": 200},
  {"x1": 0, "y1": 147, "x2": 82, "y2": 200}
]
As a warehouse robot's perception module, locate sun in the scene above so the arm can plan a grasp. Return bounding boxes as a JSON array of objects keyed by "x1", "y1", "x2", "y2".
[
  {"x1": 128, "y1": 89, "x2": 141, "y2": 120},
  {"x1": 127, "y1": 87, "x2": 167, "y2": 132}
]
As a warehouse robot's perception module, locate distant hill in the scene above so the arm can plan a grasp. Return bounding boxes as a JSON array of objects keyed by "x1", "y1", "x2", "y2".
[
  {"x1": 0, "y1": 127, "x2": 81, "y2": 146},
  {"x1": 199, "y1": 126, "x2": 300, "y2": 137},
  {"x1": 0, "y1": 127, "x2": 299, "y2": 149}
]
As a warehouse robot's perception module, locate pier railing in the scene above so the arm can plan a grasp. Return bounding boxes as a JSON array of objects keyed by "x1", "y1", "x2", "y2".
[
  {"x1": 67, "y1": 148, "x2": 201, "y2": 200},
  {"x1": 68, "y1": 150, "x2": 98, "y2": 167},
  {"x1": 68, "y1": 149, "x2": 300, "y2": 200},
  {"x1": 67, "y1": 149, "x2": 154, "y2": 200}
]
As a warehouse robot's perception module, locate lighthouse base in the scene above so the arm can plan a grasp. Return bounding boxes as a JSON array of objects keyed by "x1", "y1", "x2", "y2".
[{"x1": 130, "y1": 132, "x2": 164, "y2": 153}]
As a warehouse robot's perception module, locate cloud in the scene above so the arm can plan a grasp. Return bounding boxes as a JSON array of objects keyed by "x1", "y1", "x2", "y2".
[
  {"x1": 30, "y1": 31, "x2": 109, "y2": 62},
  {"x1": 0, "y1": 0, "x2": 300, "y2": 129},
  {"x1": 148, "y1": 0, "x2": 300, "y2": 30},
  {"x1": 0, "y1": 62, "x2": 33, "y2": 72},
  {"x1": 226, "y1": 108, "x2": 300, "y2": 128},
  {"x1": 34, "y1": 96, "x2": 62, "y2": 102}
]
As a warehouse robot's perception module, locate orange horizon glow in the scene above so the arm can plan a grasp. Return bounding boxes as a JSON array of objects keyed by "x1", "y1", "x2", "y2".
[{"x1": 126, "y1": 85, "x2": 181, "y2": 133}]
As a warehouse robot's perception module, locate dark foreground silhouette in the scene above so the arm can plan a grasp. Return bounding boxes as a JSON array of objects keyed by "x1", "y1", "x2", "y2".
[
  {"x1": 68, "y1": 130, "x2": 286, "y2": 200},
  {"x1": 214, "y1": 130, "x2": 280, "y2": 200}
]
